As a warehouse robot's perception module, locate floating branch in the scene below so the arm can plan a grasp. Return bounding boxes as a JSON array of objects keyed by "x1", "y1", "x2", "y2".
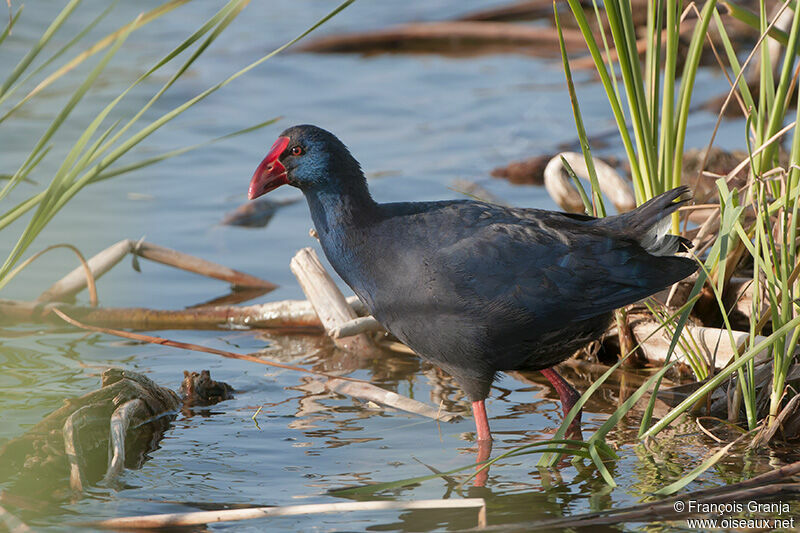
[
  {"x1": 82, "y1": 498, "x2": 487, "y2": 529},
  {"x1": 37, "y1": 239, "x2": 276, "y2": 305},
  {"x1": 0, "y1": 298, "x2": 349, "y2": 330},
  {"x1": 134, "y1": 240, "x2": 276, "y2": 290},
  {"x1": 221, "y1": 196, "x2": 301, "y2": 228},
  {"x1": 299, "y1": 21, "x2": 585, "y2": 56},
  {"x1": 324, "y1": 378, "x2": 458, "y2": 421}
]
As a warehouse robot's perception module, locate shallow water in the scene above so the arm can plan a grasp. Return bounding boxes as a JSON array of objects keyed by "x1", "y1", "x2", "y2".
[{"x1": 1, "y1": 1, "x2": 798, "y2": 531}]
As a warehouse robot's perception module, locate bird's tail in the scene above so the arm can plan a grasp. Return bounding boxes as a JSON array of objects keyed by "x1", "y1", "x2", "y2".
[{"x1": 606, "y1": 186, "x2": 693, "y2": 257}]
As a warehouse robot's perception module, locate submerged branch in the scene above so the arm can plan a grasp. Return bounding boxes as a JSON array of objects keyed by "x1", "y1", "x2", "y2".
[{"x1": 82, "y1": 498, "x2": 487, "y2": 529}]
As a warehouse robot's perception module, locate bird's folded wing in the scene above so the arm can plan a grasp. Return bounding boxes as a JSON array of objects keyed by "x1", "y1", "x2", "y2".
[{"x1": 436, "y1": 216, "x2": 687, "y2": 325}]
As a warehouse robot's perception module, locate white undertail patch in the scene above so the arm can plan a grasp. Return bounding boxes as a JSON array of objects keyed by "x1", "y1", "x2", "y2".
[{"x1": 640, "y1": 214, "x2": 672, "y2": 256}]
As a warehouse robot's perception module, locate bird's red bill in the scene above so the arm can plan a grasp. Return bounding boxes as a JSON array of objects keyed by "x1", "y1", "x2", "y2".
[{"x1": 248, "y1": 136, "x2": 290, "y2": 200}]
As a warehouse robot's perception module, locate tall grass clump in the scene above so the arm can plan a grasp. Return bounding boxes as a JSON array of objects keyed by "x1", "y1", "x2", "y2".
[
  {"x1": 549, "y1": 0, "x2": 800, "y2": 486},
  {"x1": 0, "y1": 0, "x2": 354, "y2": 288}
]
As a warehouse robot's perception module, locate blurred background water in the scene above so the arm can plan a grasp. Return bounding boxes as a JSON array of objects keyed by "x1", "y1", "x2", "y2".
[{"x1": 0, "y1": 1, "x2": 790, "y2": 531}]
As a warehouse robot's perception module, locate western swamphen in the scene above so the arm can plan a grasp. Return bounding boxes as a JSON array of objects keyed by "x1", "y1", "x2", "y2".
[{"x1": 248, "y1": 125, "x2": 697, "y2": 442}]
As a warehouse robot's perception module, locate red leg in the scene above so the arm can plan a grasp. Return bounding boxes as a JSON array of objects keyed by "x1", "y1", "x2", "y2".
[
  {"x1": 471, "y1": 400, "x2": 492, "y2": 487},
  {"x1": 540, "y1": 368, "x2": 582, "y2": 439},
  {"x1": 471, "y1": 400, "x2": 492, "y2": 442},
  {"x1": 474, "y1": 439, "x2": 492, "y2": 487}
]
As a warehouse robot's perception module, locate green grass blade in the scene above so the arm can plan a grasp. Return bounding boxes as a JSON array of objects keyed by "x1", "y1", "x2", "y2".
[
  {"x1": 761, "y1": 3, "x2": 800, "y2": 169},
  {"x1": 594, "y1": 360, "x2": 675, "y2": 442},
  {"x1": 554, "y1": 3, "x2": 606, "y2": 217},
  {"x1": 671, "y1": 0, "x2": 717, "y2": 206},
  {"x1": 653, "y1": 435, "x2": 745, "y2": 495},
  {"x1": 90, "y1": 117, "x2": 280, "y2": 184},
  {"x1": 0, "y1": 0, "x2": 192, "y2": 122},
  {"x1": 0, "y1": 17, "x2": 138, "y2": 281},
  {"x1": 638, "y1": 274, "x2": 708, "y2": 437},
  {"x1": 659, "y1": 0, "x2": 678, "y2": 198},
  {"x1": 589, "y1": 441, "x2": 616, "y2": 487},
  {"x1": 560, "y1": 156, "x2": 593, "y2": 215},
  {"x1": 0, "y1": 0, "x2": 82, "y2": 97},
  {"x1": 0, "y1": 1, "x2": 117, "y2": 110},
  {"x1": 563, "y1": 0, "x2": 645, "y2": 201},
  {"x1": 0, "y1": 12, "x2": 139, "y2": 204},
  {"x1": 0, "y1": 5, "x2": 23, "y2": 47},
  {"x1": 81, "y1": 0, "x2": 249, "y2": 173},
  {"x1": 0, "y1": 0, "x2": 355, "y2": 282},
  {"x1": 712, "y1": 10, "x2": 757, "y2": 116}
]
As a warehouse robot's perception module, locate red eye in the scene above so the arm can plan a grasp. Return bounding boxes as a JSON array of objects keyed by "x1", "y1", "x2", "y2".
[{"x1": 291, "y1": 146, "x2": 304, "y2": 156}]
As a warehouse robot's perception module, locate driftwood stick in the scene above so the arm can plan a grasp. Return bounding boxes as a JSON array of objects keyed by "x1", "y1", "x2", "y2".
[
  {"x1": 133, "y1": 241, "x2": 276, "y2": 290},
  {"x1": 331, "y1": 316, "x2": 384, "y2": 339},
  {"x1": 290, "y1": 248, "x2": 375, "y2": 352},
  {"x1": 0, "y1": 296, "x2": 368, "y2": 330},
  {"x1": 299, "y1": 21, "x2": 585, "y2": 55},
  {"x1": 543, "y1": 152, "x2": 636, "y2": 214},
  {"x1": 82, "y1": 498, "x2": 487, "y2": 530},
  {"x1": 324, "y1": 378, "x2": 458, "y2": 421},
  {"x1": 37, "y1": 239, "x2": 276, "y2": 304},
  {"x1": 37, "y1": 239, "x2": 133, "y2": 303}
]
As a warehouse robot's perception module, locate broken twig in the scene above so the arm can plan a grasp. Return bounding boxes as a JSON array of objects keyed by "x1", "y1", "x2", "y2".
[
  {"x1": 291, "y1": 247, "x2": 376, "y2": 352},
  {"x1": 331, "y1": 316, "x2": 384, "y2": 339},
  {"x1": 324, "y1": 378, "x2": 458, "y2": 421}
]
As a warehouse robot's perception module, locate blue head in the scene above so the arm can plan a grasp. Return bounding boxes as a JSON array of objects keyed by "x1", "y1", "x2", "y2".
[{"x1": 248, "y1": 125, "x2": 366, "y2": 200}]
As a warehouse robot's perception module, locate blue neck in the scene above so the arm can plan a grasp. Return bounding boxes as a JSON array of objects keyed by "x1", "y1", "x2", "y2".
[{"x1": 304, "y1": 185, "x2": 377, "y2": 237}]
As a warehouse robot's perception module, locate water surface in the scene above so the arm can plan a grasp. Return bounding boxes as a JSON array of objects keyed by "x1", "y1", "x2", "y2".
[{"x1": 0, "y1": 1, "x2": 796, "y2": 531}]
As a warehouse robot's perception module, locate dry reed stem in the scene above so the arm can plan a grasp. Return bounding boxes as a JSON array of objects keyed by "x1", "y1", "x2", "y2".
[
  {"x1": 82, "y1": 498, "x2": 487, "y2": 529},
  {"x1": 699, "y1": 0, "x2": 795, "y2": 174},
  {"x1": 8, "y1": 244, "x2": 99, "y2": 306}
]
